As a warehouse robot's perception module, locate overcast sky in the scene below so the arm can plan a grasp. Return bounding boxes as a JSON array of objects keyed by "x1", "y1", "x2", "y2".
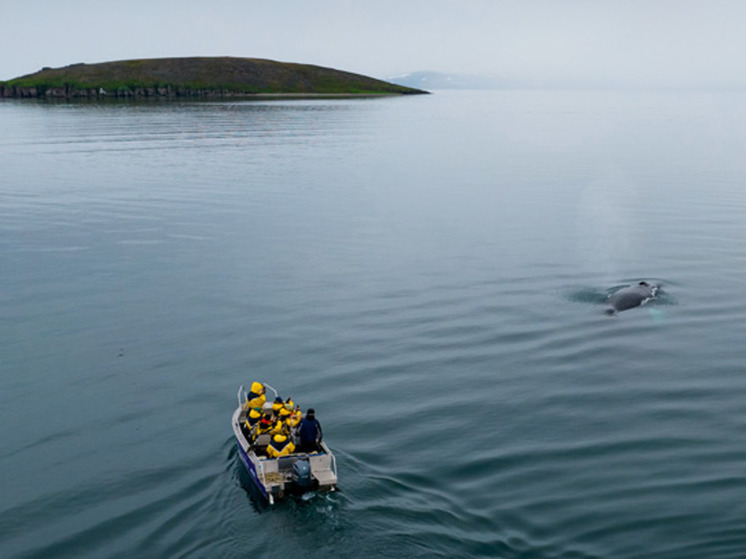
[{"x1": 2, "y1": 0, "x2": 745, "y2": 86}]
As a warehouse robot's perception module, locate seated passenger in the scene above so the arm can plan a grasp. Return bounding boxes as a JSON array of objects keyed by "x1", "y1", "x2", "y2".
[
  {"x1": 267, "y1": 434, "x2": 296, "y2": 458},
  {"x1": 276, "y1": 405, "x2": 293, "y2": 434},
  {"x1": 246, "y1": 382, "x2": 266, "y2": 412},
  {"x1": 255, "y1": 412, "x2": 276, "y2": 437},
  {"x1": 288, "y1": 405, "x2": 302, "y2": 430},
  {"x1": 271, "y1": 396, "x2": 285, "y2": 417},
  {"x1": 270, "y1": 413, "x2": 290, "y2": 437},
  {"x1": 244, "y1": 408, "x2": 261, "y2": 432}
]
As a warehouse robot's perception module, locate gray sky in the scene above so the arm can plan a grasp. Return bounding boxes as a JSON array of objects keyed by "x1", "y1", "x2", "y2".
[{"x1": 3, "y1": 0, "x2": 745, "y2": 86}]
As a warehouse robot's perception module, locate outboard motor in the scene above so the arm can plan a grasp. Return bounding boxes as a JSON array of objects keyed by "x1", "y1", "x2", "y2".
[{"x1": 292, "y1": 459, "x2": 312, "y2": 489}]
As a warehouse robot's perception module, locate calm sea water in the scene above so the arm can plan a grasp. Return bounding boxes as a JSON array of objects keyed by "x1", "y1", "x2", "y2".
[{"x1": 3, "y1": 89, "x2": 746, "y2": 558}]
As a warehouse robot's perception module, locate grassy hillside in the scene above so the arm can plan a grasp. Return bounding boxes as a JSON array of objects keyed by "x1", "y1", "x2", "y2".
[{"x1": 0, "y1": 57, "x2": 426, "y2": 97}]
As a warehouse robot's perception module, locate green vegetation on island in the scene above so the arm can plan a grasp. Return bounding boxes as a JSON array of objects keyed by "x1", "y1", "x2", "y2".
[{"x1": 0, "y1": 57, "x2": 428, "y2": 99}]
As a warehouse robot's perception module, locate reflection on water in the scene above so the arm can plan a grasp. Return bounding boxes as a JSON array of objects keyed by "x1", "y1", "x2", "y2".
[{"x1": 2, "y1": 91, "x2": 746, "y2": 558}]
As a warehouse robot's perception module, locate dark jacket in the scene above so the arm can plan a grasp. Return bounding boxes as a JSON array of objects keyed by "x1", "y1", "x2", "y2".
[{"x1": 298, "y1": 416, "x2": 322, "y2": 444}]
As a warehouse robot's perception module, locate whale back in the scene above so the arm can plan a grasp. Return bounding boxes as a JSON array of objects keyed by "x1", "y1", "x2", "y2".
[{"x1": 607, "y1": 282, "x2": 658, "y2": 313}]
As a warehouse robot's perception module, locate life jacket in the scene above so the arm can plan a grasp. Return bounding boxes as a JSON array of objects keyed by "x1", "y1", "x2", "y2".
[
  {"x1": 270, "y1": 419, "x2": 288, "y2": 436},
  {"x1": 245, "y1": 382, "x2": 266, "y2": 411},
  {"x1": 289, "y1": 409, "x2": 302, "y2": 429},
  {"x1": 256, "y1": 416, "x2": 275, "y2": 435},
  {"x1": 244, "y1": 409, "x2": 261, "y2": 430},
  {"x1": 267, "y1": 435, "x2": 295, "y2": 458},
  {"x1": 271, "y1": 397, "x2": 285, "y2": 416},
  {"x1": 246, "y1": 392, "x2": 266, "y2": 412}
]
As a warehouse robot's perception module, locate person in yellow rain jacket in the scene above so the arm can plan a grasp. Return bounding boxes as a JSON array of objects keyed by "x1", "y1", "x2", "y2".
[
  {"x1": 267, "y1": 434, "x2": 295, "y2": 458},
  {"x1": 255, "y1": 412, "x2": 276, "y2": 438},
  {"x1": 270, "y1": 412, "x2": 290, "y2": 437},
  {"x1": 245, "y1": 382, "x2": 266, "y2": 412},
  {"x1": 276, "y1": 405, "x2": 293, "y2": 434},
  {"x1": 288, "y1": 405, "x2": 302, "y2": 430},
  {"x1": 244, "y1": 408, "x2": 261, "y2": 432},
  {"x1": 271, "y1": 397, "x2": 285, "y2": 417}
]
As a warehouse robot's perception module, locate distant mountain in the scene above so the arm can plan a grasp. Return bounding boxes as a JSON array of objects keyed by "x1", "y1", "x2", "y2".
[
  {"x1": 0, "y1": 57, "x2": 428, "y2": 99},
  {"x1": 388, "y1": 71, "x2": 653, "y2": 91},
  {"x1": 388, "y1": 71, "x2": 506, "y2": 90}
]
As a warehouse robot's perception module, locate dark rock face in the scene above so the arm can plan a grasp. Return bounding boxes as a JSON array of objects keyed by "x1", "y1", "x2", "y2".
[
  {"x1": 0, "y1": 84, "x2": 402, "y2": 99},
  {"x1": 0, "y1": 84, "x2": 253, "y2": 99}
]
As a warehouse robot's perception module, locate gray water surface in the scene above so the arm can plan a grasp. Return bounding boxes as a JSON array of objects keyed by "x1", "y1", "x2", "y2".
[{"x1": 2, "y1": 90, "x2": 746, "y2": 558}]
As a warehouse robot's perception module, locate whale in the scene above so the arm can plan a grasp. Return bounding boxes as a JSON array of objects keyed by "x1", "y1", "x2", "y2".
[{"x1": 605, "y1": 281, "x2": 659, "y2": 315}]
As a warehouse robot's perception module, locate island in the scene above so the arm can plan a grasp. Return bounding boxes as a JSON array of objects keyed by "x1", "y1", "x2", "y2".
[{"x1": 0, "y1": 57, "x2": 428, "y2": 99}]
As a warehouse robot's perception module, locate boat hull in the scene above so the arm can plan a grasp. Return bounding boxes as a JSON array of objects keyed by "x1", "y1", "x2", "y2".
[{"x1": 235, "y1": 435, "x2": 270, "y2": 501}]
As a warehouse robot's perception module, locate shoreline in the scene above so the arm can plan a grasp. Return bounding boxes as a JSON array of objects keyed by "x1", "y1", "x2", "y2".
[
  {"x1": 0, "y1": 88, "x2": 424, "y2": 102},
  {"x1": 0, "y1": 85, "x2": 426, "y2": 100}
]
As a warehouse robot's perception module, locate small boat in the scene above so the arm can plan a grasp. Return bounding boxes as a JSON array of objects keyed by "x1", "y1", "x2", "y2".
[{"x1": 232, "y1": 384, "x2": 338, "y2": 505}]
